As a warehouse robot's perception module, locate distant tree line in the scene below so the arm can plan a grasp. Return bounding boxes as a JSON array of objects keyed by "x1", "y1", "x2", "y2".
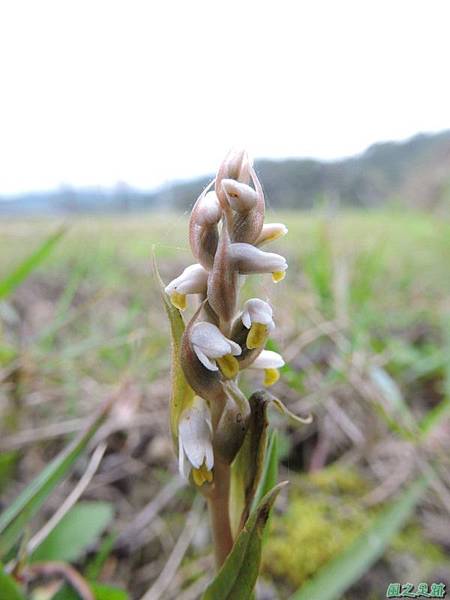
[{"x1": 1, "y1": 131, "x2": 449, "y2": 215}]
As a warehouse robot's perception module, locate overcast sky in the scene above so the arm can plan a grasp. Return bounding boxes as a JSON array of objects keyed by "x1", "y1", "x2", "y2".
[{"x1": 1, "y1": 0, "x2": 449, "y2": 195}]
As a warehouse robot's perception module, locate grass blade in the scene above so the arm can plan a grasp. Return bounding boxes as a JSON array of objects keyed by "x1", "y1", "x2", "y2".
[
  {"x1": 30, "y1": 501, "x2": 113, "y2": 563},
  {"x1": 0, "y1": 563, "x2": 26, "y2": 600},
  {"x1": 0, "y1": 227, "x2": 66, "y2": 300},
  {"x1": 289, "y1": 477, "x2": 428, "y2": 600},
  {"x1": 0, "y1": 396, "x2": 115, "y2": 558}
]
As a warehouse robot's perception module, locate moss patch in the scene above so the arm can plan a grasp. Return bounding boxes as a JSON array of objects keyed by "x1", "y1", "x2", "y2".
[{"x1": 262, "y1": 466, "x2": 446, "y2": 591}]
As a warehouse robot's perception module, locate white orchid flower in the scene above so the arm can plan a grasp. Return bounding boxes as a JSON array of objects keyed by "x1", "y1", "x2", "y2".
[
  {"x1": 164, "y1": 263, "x2": 208, "y2": 310},
  {"x1": 241, "y1": 298, "x2": 275, "y2": 349},
  {"x1": 190, "y1": 321, "x2": 242, "y2": 378},
  {"x1": 178, "y1": 396, "x2": 214, "y2": 486},
  {"x1": 230, "y1": 243, "x2": 288, "y2": 282},
  {"x1": 249, "y1": 350, "x2": 285, "y2": 386}
]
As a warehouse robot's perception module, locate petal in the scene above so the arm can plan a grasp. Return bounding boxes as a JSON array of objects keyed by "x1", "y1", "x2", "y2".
[
  {"x1": 230, "y1": 243, "x2": 288, "y2": 275},
  {"x1": 170, "y1": 291, "x2": 187, "y2": 311},
  {"x1": 178, "y1": 398, "x2": 214, "y2": 469},
  {"x1": 264, "y1": 367, "x2": 280, "y2": 386},
  {"x1": 194, "y1": 347, "x2": 219, "y2": 371},
  {"x1": 250, "y1": 349, "x2": 285, "y2": 370},
  {"x1": 228, "y1": 339, "x2": 242, "y2": 356},
  {"x1": 165, "y1": 263, "x2": 208, "y2": 295},
  {"x1": 241, "y1": 309, "x2": 252, "y2": 329},
  {"x1": 243, "y1": 298, "x2": 273, "y2": 325},
  {"x1": 256, "y1": 223, "x2": 288, "y2": 246},
  {"x1": 178, "y1": 441, "x2": 191, "y2": 480},
  {"x1": 221, "y1": 179, "x2": 258, "y2": 212},
  {"x1": 246, "y1": 323, "x2": 268, "y2": 349},
  {"x1": 191, "y1": 322, "x2": 230, "y2": 357},
  {"x1": 191, "y1": 322, "x2": 241, "y2": 358},
  {"x1": 217, "y1": 354, "x2": 240, "y2": 378},
  {"x1": 205, "y1": 443, "x2": 214, "y2": 471}
]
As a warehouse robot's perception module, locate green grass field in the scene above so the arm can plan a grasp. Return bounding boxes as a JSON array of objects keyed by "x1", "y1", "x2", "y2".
[{"x1": 1, "y1": 210, "x2": 449, "y2": 599}]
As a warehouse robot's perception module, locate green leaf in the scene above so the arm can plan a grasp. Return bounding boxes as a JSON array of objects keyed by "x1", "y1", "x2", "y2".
[
  {"x1": 0, "y1": 563, "x2": 26, "y2": 600},
  {"x1": 202, "y1": 482, "x2": 287, "y2": 600},
  {"x1": 90, "y1": 583, "x2": 129, "y2": 600},
  {"x1": 230, "y1": 391, "x2": 271, "y2": 537},
  {"x1": 419, "y1": 395, "x2": 450, "y2": 439},
  {"x1": 85, "y1": 531, "x2": 117, "y2": 580},
  {"x1": 0, "y1": 397, "x2": 114, "y2": 558},
  {"x1": 0, "y1": 227, "x2": 66, "y2": 300},
  {"x1": 52, "y1": 582, "x2": 129, "y2": 600},
  {"x1": 0, "y1": 451, "x2": 18, "y2": 494},
  {"x1": 30, "y1": 501, "x2": 113, "y2": 563},
  {"x1": 152, "y1": 249, "x2": 195, "y2": 445},
  {"x1": 369, "y1": 366, "x2": 412, "y2": 423},
  {"x1": 289, "y1": 477, "x2": 428, "y2": 600},
  {"x1": 253, "y1": 430, "x2": 279, "y2": 510}
]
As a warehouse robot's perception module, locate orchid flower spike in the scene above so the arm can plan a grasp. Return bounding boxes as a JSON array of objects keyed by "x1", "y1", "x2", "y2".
[
  {"x1": 178, "y1": 396, "x2": 214, "y2": 486},
  {"x1": 165, "y1": 263, "x2": 208, "y2": 310},
  {"x1": 241, "y1": 298, "x2": 275, "y2": 349},
  {"x1": 249, "y1": 350, "x2": 285, "y2": 386},
  {"x1": 161, "y1": 147, "x2": 311, "y2": 509}
]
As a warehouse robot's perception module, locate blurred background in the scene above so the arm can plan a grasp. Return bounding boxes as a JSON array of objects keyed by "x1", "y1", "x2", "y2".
[{"x1": 1, "y1": 1, "x2": 449, "y2": 599}]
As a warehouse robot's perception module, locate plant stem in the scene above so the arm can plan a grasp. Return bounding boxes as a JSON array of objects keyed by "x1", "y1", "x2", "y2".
[{"x1": 207, "y1": 459, "x2": 233, "y2": 569}]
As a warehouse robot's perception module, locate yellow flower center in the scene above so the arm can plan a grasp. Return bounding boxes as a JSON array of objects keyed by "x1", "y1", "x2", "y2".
[
  {"x1": 192, "y1": 462, "x2": 213, "y2": 486},
  {"x1": 272, "y1": 271, "x2": 286, "y2": 282},
  {"x1": 170, "y1": 291, "x2": 187, "y2": 310},
  {"x1": 246, "y1": 322, "x2": 268, "y2": 349},
  {"x1": 217, "y1": 353, "x2": 239, "y2": 379},
  {"x1": 264, "y1": 367, "x2": 280, "y2": 386}
]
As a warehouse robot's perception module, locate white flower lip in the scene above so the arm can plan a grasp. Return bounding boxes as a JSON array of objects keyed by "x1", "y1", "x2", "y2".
[
  {"x1": 250, "y1": 350, "x2": 285, "y2": 370},
  {"x1": 178, "y1": 397, "x2": 213, "y2": 479},
  {"x1": 165, "y1": 263, "x2": 208, "y2": 296},
  {"x1": 230, "y1": 243, "x2": 288, "y2": 275},
  {"x1": 221, "y1": 179, "x2": 258, "y2": 212},
  {"x1": 190, "y1": 322, "x2": 242, "y2": 371},
  {"x1": 241, "y1": 298, "x2": 275, "y2": 331}
]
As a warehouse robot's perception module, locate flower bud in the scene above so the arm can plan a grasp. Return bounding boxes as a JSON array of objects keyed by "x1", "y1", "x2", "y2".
[
  {"x1": 256, "y1": 223, "x2": 288, "y2": 246},
  {"x1": 230, "y1": 243, "x2": 288, "y2": 282},
  {"x1": 165, "y1": 263, "x2": 208, "y2": 310},
  {"x1": 189, "y1": 186, "x2": 222, "y2": 270},
  {"x1": 221, "y1": 179, "x2": 258, "y2": 212},
  {"x1": 221, "y1": 175, "x2": 265, "y2": 244},
  {"x1": 215, "y1": 150, "x2": 251, "y2": 223}
]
